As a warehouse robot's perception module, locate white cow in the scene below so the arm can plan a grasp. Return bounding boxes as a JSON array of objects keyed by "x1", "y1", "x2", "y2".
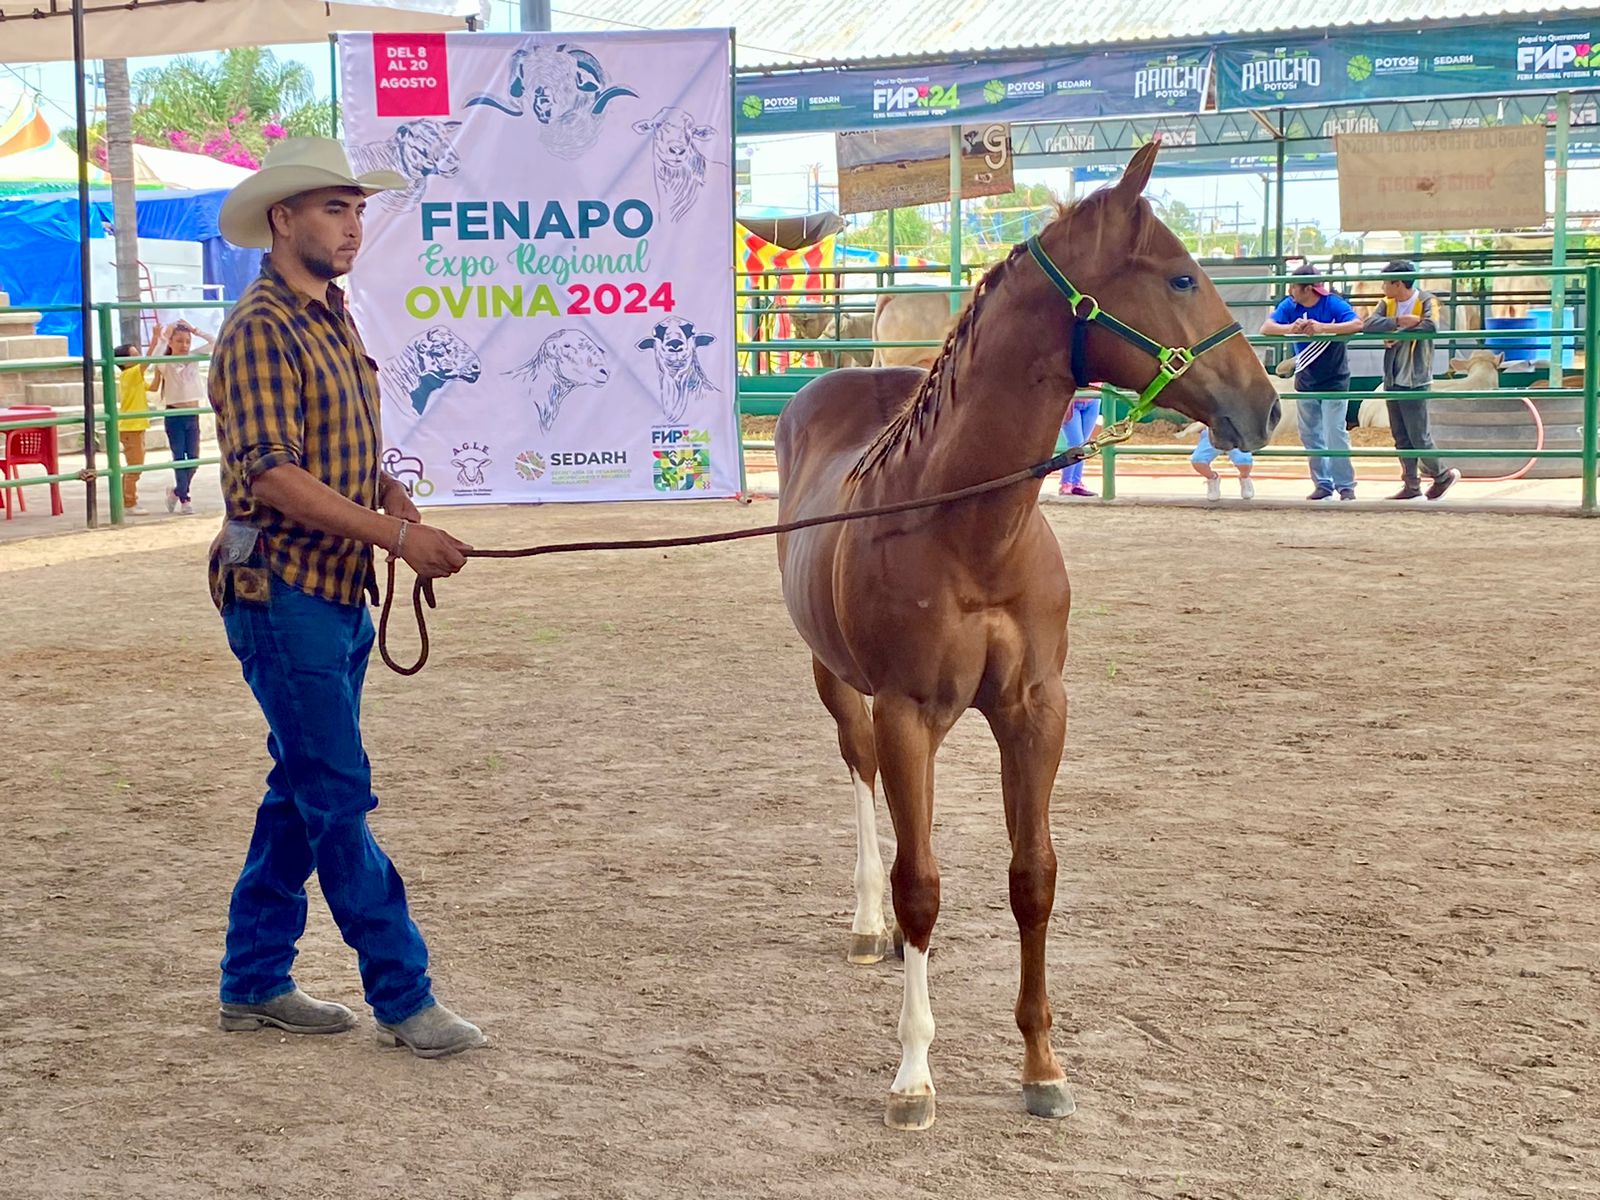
[
  {"x1": 871, "y1": 288, "x2": 974, "y2": 369},
  {"x1": 346, "y1": 119, "x2": 463, "y2": 210},
  {"x1": 509, "y1": 329, "x2": 610, "y2": 433},
  {"x1": 636, "y1": 317, "x2": 717, "y2": 423},
  {"x1": 632, "y1": 107, "x2": 714, "y2": 221}
]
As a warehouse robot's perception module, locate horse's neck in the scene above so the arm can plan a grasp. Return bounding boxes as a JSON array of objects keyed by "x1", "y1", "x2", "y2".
[{"x1": 876, "y1": 272, "x2": 1076, "y2": 501}]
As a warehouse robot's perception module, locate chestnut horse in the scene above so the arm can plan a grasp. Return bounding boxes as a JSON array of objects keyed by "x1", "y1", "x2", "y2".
[{"x1": 774, "y1": 143, "x2": 1281, "y2": 1130}]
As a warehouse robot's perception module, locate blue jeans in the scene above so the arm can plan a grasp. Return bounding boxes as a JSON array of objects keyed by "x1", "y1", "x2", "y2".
[
  {"x1": 1296, "y1": 397, "x2": 1356, "y2": 492},
  {"x1": 219, "y1": 573, "x2": 433, "y2": 1025},
  {"x1": 164, "y1": 413, "x2": 200, "y2": 502},
  {"x1": 1058, "y1": 396, "x2": 1101, "y2": 486}
]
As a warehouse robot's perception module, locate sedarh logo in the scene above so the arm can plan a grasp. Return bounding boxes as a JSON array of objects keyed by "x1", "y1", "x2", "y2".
[
  {"x1": 983, "y1": 79, "x2": 1006, "y2": 105},
  {"x1": 1347, "y1": 54, "x2": 1373, "y2": 82},
  {"x1": 741, "y1": 95, "x2": 762, "y2": 119}
]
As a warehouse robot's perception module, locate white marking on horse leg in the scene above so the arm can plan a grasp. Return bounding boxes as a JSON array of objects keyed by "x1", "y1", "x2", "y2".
[
  {"x1": 891, "y1": 945, "x2": 935, "y2": 1098},
  {"x1": 850, "y1": 770, "x2": 887, "y2": 938}
]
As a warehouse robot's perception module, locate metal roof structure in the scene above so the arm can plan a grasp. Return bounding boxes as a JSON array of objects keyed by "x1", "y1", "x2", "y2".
[{"x1": 551, "y1": 0, "x2": 1600, "y2": 69}]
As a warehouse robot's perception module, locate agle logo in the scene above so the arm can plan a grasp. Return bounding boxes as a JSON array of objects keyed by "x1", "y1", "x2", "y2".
[
  {"x1": 514, "y1": 450, "x2": 546, "y2": 481},
  {"x1": 450, "y1": 441, "x2": 491, "y2": 487}
]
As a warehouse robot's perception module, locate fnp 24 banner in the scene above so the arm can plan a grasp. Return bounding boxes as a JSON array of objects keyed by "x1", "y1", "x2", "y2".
[
  {"x1": 338, "y1": 29, "x2": 739, "y2": 506},
  {"x1": 737, "y1": 46, "x2": 1212, "y2": 135}
]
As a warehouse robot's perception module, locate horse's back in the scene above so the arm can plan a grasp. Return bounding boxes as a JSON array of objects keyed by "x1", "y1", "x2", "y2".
[{"x1": 775, "y1": 367, "x2": 922, "y2": 520}]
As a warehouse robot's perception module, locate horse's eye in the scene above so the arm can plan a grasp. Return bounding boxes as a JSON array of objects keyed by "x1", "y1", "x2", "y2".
[{"x1": 1170, "y1": 275, "x2": 1197, "y2": 292}]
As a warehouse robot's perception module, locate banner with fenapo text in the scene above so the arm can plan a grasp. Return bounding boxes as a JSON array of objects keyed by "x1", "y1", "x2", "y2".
[
  {"x1": 1335, "y1": 127, "x2": 1547, "y2": 232},
  {"x1": 339, "y1": 29, "x2": 738, "y2": 506}
]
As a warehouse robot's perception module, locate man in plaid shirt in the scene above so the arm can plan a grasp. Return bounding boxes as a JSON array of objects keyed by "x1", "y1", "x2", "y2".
[{"x1": 209, "y1": 139, "x2": 484, "y2": 1058}]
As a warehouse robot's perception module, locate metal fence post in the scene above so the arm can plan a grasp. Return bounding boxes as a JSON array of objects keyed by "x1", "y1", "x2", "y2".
[
  {"x1": 99, "y1": 305, "x2": 124, "y2": 525},
  {"x1": 1584, "y1": 264, "x2": 1598, "y2": 513},
  {"x1": 1101, "y1": 389, "x2": 1119, "y2": 501}
]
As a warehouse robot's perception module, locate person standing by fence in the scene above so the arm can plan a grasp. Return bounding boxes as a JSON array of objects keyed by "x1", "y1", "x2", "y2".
[
  {"x1": 150, "y1": 319, "x2": 212, "y2": 514},
  {"x1": 209, "y1": 138, "x2": 484, "y2": 1058},
  {"x1": 1057, "y1": 390, "x2": 1101, "y2": 496},
  {"x1": 1260, "y1": 263, "x2": 1362, "y2": 501},
  {"x1": 115, "y1": 329, "x2": 160, "y2": 514},
  {"x1": 1364, "y1": 260, "x2": 1460, "y2": 501}
]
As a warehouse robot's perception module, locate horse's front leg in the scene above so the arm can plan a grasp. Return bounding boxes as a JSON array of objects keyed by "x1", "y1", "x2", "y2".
[
  {"x1": 984, "y1": 677, "x2": 1075, "y2": 1119},
  {"x1": 873, "y1": 692, "x2": 955, "y2": 1131},
  {"x1": 810, "y1": 657, "x2": 893, "y2": 963}
]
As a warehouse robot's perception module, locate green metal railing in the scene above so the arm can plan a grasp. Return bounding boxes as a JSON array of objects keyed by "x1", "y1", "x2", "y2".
[
  {"x1": 735, "y1": 262, "x2": 1600, "y2": 512},
  {"x1": 0, "y1": 299, "x2": 227, "y2": 527}
]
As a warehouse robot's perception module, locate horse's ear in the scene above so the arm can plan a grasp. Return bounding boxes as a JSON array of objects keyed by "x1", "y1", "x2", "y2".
[{"x1": 1114, "y1": 141, "x2": 1160, "y2": 203}]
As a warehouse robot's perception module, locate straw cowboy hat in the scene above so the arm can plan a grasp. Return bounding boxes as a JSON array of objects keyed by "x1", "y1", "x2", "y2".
[{"x1": 219, "y1": 137, "x2": 407, "y2": 249}]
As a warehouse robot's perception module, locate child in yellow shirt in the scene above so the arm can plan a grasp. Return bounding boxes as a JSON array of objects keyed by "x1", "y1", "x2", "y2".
[{"x1": 116, "y1": 337, "x2": 156, "y2": 514}]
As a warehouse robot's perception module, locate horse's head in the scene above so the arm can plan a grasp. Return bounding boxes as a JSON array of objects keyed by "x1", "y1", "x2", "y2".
[{"x1": 1034, "y1": 143, "x2": 1280, "y2": 451}]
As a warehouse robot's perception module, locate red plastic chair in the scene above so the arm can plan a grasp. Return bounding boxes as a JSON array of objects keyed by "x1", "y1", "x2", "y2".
[{"x1": 0, "y1": 407, "x2": 64, "y2": 519}]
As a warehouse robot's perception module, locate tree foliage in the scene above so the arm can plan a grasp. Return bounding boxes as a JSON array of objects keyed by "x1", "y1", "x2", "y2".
[{"x1": 68, "y1": 49, "x2": 329, "y2": 170}]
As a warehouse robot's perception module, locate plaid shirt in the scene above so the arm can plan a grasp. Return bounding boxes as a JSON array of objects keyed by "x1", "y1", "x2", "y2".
[{"x1": 208, "y1": 257, "x2": 383, "y2": 609}]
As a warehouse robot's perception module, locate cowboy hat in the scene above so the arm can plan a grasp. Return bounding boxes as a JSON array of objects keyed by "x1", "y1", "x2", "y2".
[{"x1": 219, "y1": 137, "x2": 407, "y2": 249}]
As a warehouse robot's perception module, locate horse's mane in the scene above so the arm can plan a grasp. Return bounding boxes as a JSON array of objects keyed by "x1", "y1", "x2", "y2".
[{"x1": 849, "y1": 192, "x2": 1161, "y2": 480}]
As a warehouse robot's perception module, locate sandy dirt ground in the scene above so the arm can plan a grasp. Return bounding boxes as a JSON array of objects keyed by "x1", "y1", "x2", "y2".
[{"x1": 2, "y1": 501, "x2": 1598, "y2": 1200}]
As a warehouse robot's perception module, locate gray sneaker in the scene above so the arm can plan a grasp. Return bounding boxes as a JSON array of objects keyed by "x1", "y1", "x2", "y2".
[
  {"x1": 375, "y1": 1002, "x2": 487, "y2": 1059},
  {"x1": 219, "y1": 987, "x2": 355, "y2": 1035}
]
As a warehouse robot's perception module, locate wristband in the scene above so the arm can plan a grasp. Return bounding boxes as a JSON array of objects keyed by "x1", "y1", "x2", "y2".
[{"x1": 390, "y1": 518, "x2": 409, "y2": 561}]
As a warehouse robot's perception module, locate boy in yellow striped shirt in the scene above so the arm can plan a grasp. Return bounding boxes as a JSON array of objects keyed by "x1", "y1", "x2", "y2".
[{"x1": 115, "y1": 335, "x2": 157, "y2": 514}]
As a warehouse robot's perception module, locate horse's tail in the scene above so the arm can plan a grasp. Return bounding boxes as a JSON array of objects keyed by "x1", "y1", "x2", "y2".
[
  {"x1": 591, "y1": 86, "x2": 637, "y2": 114},
  {"x1": 467, "y1": 94, "x2": 521, "y2": 115}
]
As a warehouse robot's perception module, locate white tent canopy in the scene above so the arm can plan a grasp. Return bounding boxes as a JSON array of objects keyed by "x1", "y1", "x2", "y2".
[
  {"x1": 131, "y1": 143, "x2": 253, "y2": 189},
  {"x1": 0, "y1": 0, "x2": 480, "y2": 64}
]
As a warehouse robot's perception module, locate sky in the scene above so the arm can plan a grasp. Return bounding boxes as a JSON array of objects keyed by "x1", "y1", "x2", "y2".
[{"x1": 7, "y1": 7, "x2": 1600, "y2": 249}]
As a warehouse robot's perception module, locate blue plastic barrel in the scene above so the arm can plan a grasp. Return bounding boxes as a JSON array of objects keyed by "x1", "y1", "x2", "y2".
[
  {"x1": 1526, "y1": 306, "x2": 1577, "y2": 368},
  {"x1": 1485, "y1": 315, "x2": 1538, "y2": 361}
]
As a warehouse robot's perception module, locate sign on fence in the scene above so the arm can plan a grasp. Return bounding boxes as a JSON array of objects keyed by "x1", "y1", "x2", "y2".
[
  {"x1": 835, "y1": 123, "x2": 1013, "y2": 214},
  {"x1": 338, "y1": 29, "x2": 740, "y2": 506},
  {"x1": 1335, "y1": 126, "x2": 1547, "y2": 232}
]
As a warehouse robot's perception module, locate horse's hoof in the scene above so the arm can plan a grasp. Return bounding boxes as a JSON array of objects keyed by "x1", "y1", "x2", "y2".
[
  {"x1": 1022, "y1": 1080, "x2": 1076, "y2": 1119},
  {"x1": 885, "y1": 1090, "x2": 936, "y2": 1131},
  {"x1": 847, "y1": 930, "x2": 893, "y2": 964},
  {"x1": 892, "y1": 925, "x2": 905, "y2": 961}
]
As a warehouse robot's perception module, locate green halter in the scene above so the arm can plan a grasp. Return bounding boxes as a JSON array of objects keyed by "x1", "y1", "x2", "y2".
[{"x1": 1025, "y1": 235, "x2": 1243, "y2": 428}]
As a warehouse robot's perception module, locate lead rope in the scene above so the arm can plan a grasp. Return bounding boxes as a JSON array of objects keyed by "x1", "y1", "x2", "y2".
[
  {"x1": 377, "y1": 436, "x2": 1126, "y2": 676},
  {"x1": 379, "y1": 237, "x2": 1246, "y2": 676}
]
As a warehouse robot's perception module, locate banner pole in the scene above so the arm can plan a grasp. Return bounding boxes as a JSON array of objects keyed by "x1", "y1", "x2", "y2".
[
  {"x1": 729, "y1": 30, "x2": 747, "y2": 499},
  {"x1": 1273, "y1": 115, "x2": 1285, "y2": 273},
  {"x1": 1550, "y1": 91, "x2": 1571, "y2": 388},
  {"x1": 949, "y1": 125, "x2": 963, "y2": 311},
  {"x1": 329, "y1": 35, "x2": 340, "y2": 137}
]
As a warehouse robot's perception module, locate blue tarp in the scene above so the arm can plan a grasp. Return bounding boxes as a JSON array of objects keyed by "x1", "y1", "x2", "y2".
[{"x1": 0, "y1": 188, "x2": 262, "y2": 354}]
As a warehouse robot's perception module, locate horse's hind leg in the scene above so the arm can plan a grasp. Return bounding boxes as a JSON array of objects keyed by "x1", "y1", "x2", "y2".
[
  {"x1": 811, "y1": 657, "x2": 893, "y2": 964},
  {"x1": 984, "y1": 677, "x2": 1075, "y2": 1120}
]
